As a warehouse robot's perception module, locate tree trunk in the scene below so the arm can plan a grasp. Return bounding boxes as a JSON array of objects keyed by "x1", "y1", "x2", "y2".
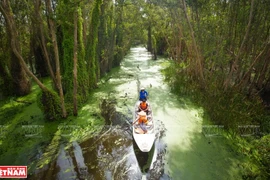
[
  {"x1": 0, "y1": 0, "x2": 47, "y2": 92},
  {"x1": 1, "y1": 0, "x2": 31, "y2": 96},
  {"x1": 46, "y1": 0, "x2": 67, "y2": 118},
  {"x1": 10, "y1": 52, "x2": 31, "y2": 95},
  {"x1": 28, "y1": 43, "x2": 35, "y2": 74},
  {"x1": 34, "y1": 0, "x2": 57, "y2": 84},
  {"x1": 237, "y1": 42, "x2": 270, "y2": 88},
  {"x1": 73, "y1": 8, "x2": 78, "y2": 116},
  {"x1": 0, "y1": 61, "x2": 12, "y2": 96},
  {"x1": 224, "y1": 0, "x2": 254, "y2": 90},
  {"x1": 147, "y1": 25, "x2": 152, "y2": 53},
  {"x1": 182, "y1": 0, "x2": 204, "y2": 82},
  {"x1": 82, "y1": 8, "x2": 87, "y2": 47}
]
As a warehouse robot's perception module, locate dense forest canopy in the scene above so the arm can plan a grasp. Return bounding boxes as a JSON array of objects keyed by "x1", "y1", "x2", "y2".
[
  {"x1": 0, "y1": 0, "x2": 146, "y2": 117},
  {"x1": 0, "y1": 0, "x2": 269, "y2": 119}
]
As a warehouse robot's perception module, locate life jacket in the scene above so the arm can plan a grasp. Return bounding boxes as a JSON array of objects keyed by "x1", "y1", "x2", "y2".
[
  {"x1": 140, "y1": 102, "x2": 148, "y2": 110},
  {"x1": 138, "y1": 116, "x2": 148, "y2": 124}
]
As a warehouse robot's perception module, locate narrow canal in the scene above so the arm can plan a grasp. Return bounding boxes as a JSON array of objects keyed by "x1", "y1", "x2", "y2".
[{"x1": 31, "y1": 47, "x2": 245, "y2": 180}]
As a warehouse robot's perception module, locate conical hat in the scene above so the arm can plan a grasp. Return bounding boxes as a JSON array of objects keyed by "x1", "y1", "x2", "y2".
[{"x1": 138, "y1": 111, "x2": 146, "y2": 116}]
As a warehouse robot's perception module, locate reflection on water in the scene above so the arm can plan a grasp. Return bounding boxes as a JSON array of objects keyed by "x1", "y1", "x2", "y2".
[
  {"x1": 30, "y1": 117, "x2": 166, "y2": 179},
  {"x1": 56, "y1": 144, "x2": 77, "y2": 180},
  {"x1": 72, "y1": 141, "x2": 89, "y2": 179}
]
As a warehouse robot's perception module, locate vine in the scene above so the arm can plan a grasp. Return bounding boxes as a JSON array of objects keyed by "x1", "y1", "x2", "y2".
[
  {"x1": 77, "y1": 6, "x2": 89, "y2": 103},
  {"x1": 37, "y1": 90, "x2": 61, "y2": 120},
  {"x1": 86, "y1": 0, "x2": 102, "y2": 88}
]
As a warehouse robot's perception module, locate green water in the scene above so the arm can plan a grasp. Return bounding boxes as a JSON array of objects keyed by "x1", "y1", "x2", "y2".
[
  {"x1": 1, "y1": 47, "x2": 247, "y2": 179},
  {"x1": 123, "y1": 47, "x2": 246, "y2": 179}
]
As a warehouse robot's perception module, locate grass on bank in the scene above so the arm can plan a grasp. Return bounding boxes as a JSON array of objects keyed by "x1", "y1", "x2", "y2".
[{"x1": 0, "y1": 78, "x2": 105, "y2": 174}]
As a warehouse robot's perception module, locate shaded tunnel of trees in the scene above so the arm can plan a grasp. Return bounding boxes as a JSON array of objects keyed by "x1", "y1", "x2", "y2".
[{"x1": 0, "y1": 0, "x2": 270, "y2": 178}]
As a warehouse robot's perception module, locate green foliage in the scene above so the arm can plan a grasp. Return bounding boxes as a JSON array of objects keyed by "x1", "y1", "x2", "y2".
[
  {"x1": 97, "y1": 1, "x2": 117, "y2": 75},
  {"x1": 58, "y1": 0, "x2": 74, "y2": 101},
  {"x1": 0, "y1": 87, "x2": 46, "y2": 168},
  {"x1": 37, "y1": 90, "x2": 61, "y2": 120},
  {"x1": 58, "y1": 1, "x2": 89, "y2": 108},
  {"x1": 77, "y1": 6, "x2": 89, "y2": 103},
  {"x1": 86, "y1": 0, "x2": 102, "y2": 88},
  {"x1": 0, "y1": 75, "x2": 105, "y2": 172},
  {"x1": 164, "y1": 62, "x2": 266, "y2": 129},
  {"x1": 225, "y1": 133, "x2": 270, "y2": 179},
  {"x1": 254, "y1": 135, "x2": 270, "y2": 174},
  {"x1": 252, "y1": 135, "x2": 270, "y2": 177},
  {"x1": 164, "y1": 61, "x2": 270, "y2": 178},
  {"x1": 0, "y1": 100, "x2": 24, "y2": 125},
  {"x1": 62, "y1": 34, "x2": 74, "y2": 101}
]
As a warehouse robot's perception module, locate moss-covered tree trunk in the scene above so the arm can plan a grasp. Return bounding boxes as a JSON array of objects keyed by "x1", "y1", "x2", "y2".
[
  {"x1": 113, "y1": 0, "x2": 124, "y2": 67},
  {"x1": 59, "y1": 1, "x2": 88, "y2": 112},
  {"x1": 46, "y1": 0, "x2": 67, "y2": 118},
  {"x1": 37, "y1": 90, "x2": 62, "y2": 120},
  {"x1": 77, "y1": 6, "x2": 88, "y2": 102},
  {"x1": 73, "y1": 7, "x2": 78, "y2": 116},
  {"x1": 98, "y1": 2, "x2": 107, "y2": 76},
  {"x1": 87, "y1": 0, "x2": 102, "y2": 88},
  {"x1": 107, "y1": 2, "x2": 115, "y2": 72},
  {"x1": 60, "y1": 0, "x2": 75, "y2": 101}
]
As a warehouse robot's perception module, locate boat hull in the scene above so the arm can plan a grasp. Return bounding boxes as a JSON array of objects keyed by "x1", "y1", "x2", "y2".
[
  {"x1": 133, "y1": 133, "x2": 155, "y2": 152},
  {"x1": 133, "y1": 101, "x2": 155, "y2": 152}
]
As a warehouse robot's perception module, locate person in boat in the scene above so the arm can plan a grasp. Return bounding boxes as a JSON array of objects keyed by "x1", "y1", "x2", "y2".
[
  {"x1": 133, "y1": 111, "x2": 148, "y2": 134},
  {"x1": 138, "y1": 98, "x2": 150, "y2": 114},
  {"x1": 139, "y1": 87, "x2": 148, "y2": 101}
]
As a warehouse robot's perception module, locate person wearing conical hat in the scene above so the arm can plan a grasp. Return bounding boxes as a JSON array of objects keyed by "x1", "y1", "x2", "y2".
[{"x1": 133, "y1": 111, "x2": 148, "y2": 134}]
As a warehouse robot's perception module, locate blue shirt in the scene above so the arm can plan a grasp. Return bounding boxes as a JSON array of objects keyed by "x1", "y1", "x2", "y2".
[{"x1": 139, "y1": 90, "x2": 148, "y2": 100}]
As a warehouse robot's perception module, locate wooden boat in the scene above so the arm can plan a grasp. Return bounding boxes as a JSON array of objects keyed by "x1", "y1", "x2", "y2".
[{"x1": 133, "y1": 100, "x2": 155, "y2": 152}]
